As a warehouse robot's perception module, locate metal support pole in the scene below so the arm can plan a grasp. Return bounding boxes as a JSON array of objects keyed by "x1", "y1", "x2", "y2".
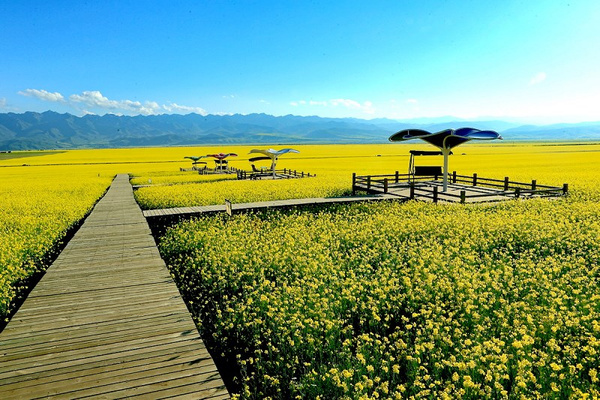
[{"x1": 442, "y1": 148, "x2": 450, "y2": 192}]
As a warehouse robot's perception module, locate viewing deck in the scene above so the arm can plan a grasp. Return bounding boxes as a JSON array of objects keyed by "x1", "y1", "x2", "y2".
[{"x1": 352, "y1": 171, "x2": 568, "y2": 203}]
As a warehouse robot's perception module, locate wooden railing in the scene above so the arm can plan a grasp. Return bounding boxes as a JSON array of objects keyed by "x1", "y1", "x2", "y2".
[
  {"x1": 236, "y1": 168, "x2": 315, "y2": 180},
  {"x1": 352, "y1": 171, "x2": 568, "y2": 203}
]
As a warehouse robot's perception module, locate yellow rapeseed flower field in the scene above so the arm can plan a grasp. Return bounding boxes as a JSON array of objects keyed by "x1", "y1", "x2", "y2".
[
  {"x1": 155, "y1": 142, "x2": 600, "y2": 398},
  {"x1": 2, "y1": 142, "x2": 600, "y2": 398}
]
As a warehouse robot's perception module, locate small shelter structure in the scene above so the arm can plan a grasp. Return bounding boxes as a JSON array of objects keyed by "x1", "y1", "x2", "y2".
[
  {"x1": 389, "y1": 127, "x2": 502, "y2": 191},
  {"x1": 184, "y1": 156, "x2": 207, "y2": 168},
  {"x1": 248, "y1": 148, "x2": 300, "y2": 178},
  {"x1": 207, "y1": 152, "x2": 238, "y2": 171},
  {"x1": 407, "y1": 150, "x2": 452, "y2": 183}
]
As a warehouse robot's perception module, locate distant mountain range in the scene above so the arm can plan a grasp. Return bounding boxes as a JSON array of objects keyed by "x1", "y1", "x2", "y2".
[{"x1": 1, "y1": 111, "x2": 599, "y2": 150}]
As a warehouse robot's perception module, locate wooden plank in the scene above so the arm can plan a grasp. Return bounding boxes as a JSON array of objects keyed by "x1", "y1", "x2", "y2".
[
  {"x1": 0, "y1": 340, "x2": 204, "y2": 386},
  {"x1": 0, "y1": 174, "x2": 228, "y2": 399},
  {"x1": 1, "y1": 355, "x2": 219, "y2": 399}
]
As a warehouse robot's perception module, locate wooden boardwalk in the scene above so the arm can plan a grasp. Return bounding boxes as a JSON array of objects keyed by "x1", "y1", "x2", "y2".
[
  {"x1": 0, "y1": 175, "x2": 229, "y2": 399},
  {"x1": 143, "y1": 194, "x2": 400, "y2": 219}
]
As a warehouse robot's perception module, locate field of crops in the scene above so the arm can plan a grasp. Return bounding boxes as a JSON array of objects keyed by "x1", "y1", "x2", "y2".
[
  {"x1": 2, "y1": 142, "x2": 600, "y2": 398},
  {"x1": 153, "y1": 143, "x2": 600, "y2": 398},
  {"x1": 132, "y1": 142, "x2": 593, "y2": 209}
]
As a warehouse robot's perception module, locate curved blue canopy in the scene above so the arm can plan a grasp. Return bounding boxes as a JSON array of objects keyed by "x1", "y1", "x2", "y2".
[{"x1": 389, "y1": 127, "x2": 502, "y2": 150}]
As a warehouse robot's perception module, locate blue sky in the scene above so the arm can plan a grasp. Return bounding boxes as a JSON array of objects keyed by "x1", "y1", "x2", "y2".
[{"x1": 1, "y1": 0, "x2": 599, "y2": 123}]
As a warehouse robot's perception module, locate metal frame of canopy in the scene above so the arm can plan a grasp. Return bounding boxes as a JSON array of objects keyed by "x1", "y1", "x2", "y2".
[{"x1": 390, "y1": 128, "x2": 502, "y2": 192}]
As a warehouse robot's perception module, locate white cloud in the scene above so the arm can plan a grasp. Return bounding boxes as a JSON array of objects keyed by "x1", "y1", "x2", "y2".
[
  {"x1": 330, "y1": 98, "x2": 375, "y2": 114},
  {"x1": 330, "y1": 98, "x2": 360, "y2": 108},
  {"x1": 70, "y1": 91, "x2": 118, "y2": 109},
  {"x1": 0, "y1": 98, "x2": 6, "y2": 108},
  {"x1": 529, "y1": 72, "x2": 547, "y2": 85},
  {"x1": 18, "y1": 88, "x2": 65, "y2": 102},
  {"x1": 406, "y1": 98, "x2": 419, "y2": 104},
  {"x1": 292, "y1": 98, "x2": 375, "y2": 114},
  {"x1": 67, "y1": 90, "x2": 207, "y2": 115},
  {"x1": 163, "y1": 102, "x2": 207, "y2": 115}
]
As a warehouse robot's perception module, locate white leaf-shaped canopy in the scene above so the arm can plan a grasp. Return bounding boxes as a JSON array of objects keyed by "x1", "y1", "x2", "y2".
[{"x1": 248, "y1": 148, "x2": 300, "y2": 160}]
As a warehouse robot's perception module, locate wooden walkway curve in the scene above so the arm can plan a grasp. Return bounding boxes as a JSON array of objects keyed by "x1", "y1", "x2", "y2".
[
  {"x1": 143, "y1": 194, "x2": 400, "y2": 219},
  {"x1": 0, "y1": 174, "x2": 228, "y2": 399}
]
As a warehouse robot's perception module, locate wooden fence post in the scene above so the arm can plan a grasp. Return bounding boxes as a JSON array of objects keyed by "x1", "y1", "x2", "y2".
[
  {"x1": 433, "y1": 186, "x2": 438, "y2": 203},
  {"x1": 384, "y1": 178, "x2": 388, "y2": 194},
  {"x1": 504, "y1": 177, "x2": 509, "y2": 191},
  {"x1": 531, "y1": 180, "x2": 537, "y2": 190},
  {"x1": 409, "y1": 183, "x2": 415, "y2": 199},
  {"x1": 395, "y1": 170, "x2": 399, "y2": 183},
  {"x1": 367, "y1": 176, "x2": 371, "y2": 190},
  {"x1": 352, "y1": 173, "x2": 356, "y2": 196},
  {"x1": 473, "y1": 173, "x2": 478, "y2": 186},
  {"x1": 460, "y1": 190, "x2": 466, "y2": 204},
  {"x1": 452, "y1": 171, "x2": 457, "y2": 183},
  {"x1": 563, "y1": 183, "x2": 569, "y2": 195},
  {"x1": 225, "y1": 199, "x2": 233, "y2": 216},
  {"x1": 515, "y1": 187, "x2": 521, "y2": 199}
]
